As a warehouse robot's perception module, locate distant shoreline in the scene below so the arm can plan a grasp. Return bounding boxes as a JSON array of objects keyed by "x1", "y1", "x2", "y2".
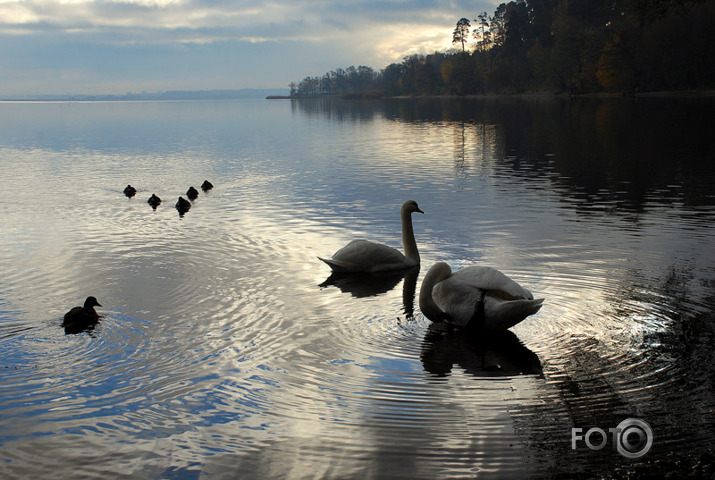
[
  {"x1": 269, "y1": 90, "x2": 715, "y2": 100},
  {"x1": 0, "y1": 88, "x2": 289, "y2": 103},
  {"x1": 2, "y1": 88, "x2": 712, "y2": 103}
]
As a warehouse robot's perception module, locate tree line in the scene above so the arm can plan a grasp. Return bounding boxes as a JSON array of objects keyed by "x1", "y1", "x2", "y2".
[{"x1": 291, "y1": 0, "x2": 714, "y2": 96}]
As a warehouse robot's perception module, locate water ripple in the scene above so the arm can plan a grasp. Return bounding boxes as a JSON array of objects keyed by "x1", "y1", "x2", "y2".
[{"x1": 2, "y1": 99, "x2": 714, "y2": 479}]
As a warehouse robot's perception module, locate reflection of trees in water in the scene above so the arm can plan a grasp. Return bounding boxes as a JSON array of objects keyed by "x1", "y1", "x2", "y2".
[
  {"x1": 502, "y1": 97, "x2": 711, "y2": 214},
  {"x1": 294, "y1": 96, "x2": 714, "y2": 215},
  {"x1": 530, "y1": 99, "x2": 712, "y2": 215},
  {"x1": 290, "y1": 97, "x2": 384, "y2": 122},
  {"x1": 458, "y1": 96, "x2": 713, "y2": 215},
  {"x1": 451, "y1": 122, "x2": 500, "y2": 180}
]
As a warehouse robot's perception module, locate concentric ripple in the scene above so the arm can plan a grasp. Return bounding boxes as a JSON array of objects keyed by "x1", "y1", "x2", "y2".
[{"x1": 1, "y1": 98, "x2": 714, "y2": 479}]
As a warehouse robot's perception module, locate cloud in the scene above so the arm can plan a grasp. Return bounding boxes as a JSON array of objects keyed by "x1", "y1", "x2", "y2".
[{"x1": 0, "y1": 0, "x2": 499, "y2": 94}]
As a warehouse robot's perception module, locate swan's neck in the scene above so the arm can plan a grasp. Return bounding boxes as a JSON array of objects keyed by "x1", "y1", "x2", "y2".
[
  {"x1": 401, "y1": 208, "x2": 419, "y2": 263},
  {"x1": 419, "y1": 282, "x2": 443, "y2": 322},
  {"x1": 419, "y1": 263, "x2": 452, "y2": 322}
]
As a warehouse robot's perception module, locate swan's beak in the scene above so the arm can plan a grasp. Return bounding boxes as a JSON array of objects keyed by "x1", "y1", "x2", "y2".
[{"x1": 417, "y1": 207, "x2": 424, "y2": 214}]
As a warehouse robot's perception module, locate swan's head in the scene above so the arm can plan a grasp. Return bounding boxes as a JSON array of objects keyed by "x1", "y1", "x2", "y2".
[
  {"x1": 423, "y1": 262, "x2": 452, "y2": 286},
  {"x1": 419, "y1": 262, "x2": 453, "y2": 322},
  {"x1": 402, "y1": 200, "x2": 424, "y2": 215},
  {"x1": 84, "y1": 296, "x2": 102, "y2": 308}
]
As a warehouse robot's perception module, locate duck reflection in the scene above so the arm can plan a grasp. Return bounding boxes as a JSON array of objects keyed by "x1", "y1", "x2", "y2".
[
  {"x1": 64, "y1": 321, "x2": 100, "y2": 335},
  {"x1": 421, "y1": 324, "x2": 542, "y2": 377}
]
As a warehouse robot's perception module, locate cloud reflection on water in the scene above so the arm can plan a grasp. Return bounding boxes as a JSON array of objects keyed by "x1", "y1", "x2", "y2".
[{"x1": 1, "y1": 98, "x2": 714, "y2": 478}]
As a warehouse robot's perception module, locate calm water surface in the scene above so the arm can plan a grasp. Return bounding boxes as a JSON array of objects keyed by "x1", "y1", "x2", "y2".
[{"x1": 1, "y1": 97, "x2": 714, "y2": 479}]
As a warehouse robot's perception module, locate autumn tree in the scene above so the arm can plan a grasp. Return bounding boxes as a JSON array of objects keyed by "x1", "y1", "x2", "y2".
[{"x1": 290, "y1": 0, "x2": 715, "y2": 96}]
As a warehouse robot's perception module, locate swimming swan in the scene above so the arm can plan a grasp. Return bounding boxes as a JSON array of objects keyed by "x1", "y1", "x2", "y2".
[
  {"x1": 419, "y1": 262, "x2": 543, "y2": 330},
  {"x1": 319, "y1": 200, "x2": 424, "y2": 273}
]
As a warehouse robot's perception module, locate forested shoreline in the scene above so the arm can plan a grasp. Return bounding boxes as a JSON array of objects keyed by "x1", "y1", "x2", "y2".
[{"x1": 290, "y1": 0, "x2": 714, "y2": 97}]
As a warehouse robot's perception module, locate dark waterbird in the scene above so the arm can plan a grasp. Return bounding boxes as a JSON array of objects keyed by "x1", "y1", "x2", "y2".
[
  {"x1": 176, "y1": 196, "x2": 191, "y2": 215},
  {"x1": 123, "y1": 185, "x2": 137, "y2": 198},
  {"x1": 186, "y1": 186, "x2": 199, "y2": 200},
  {"x1": 201, "y1": 180, "x2": 214, "y2": 192},
  {"x1": 62, "y1": 296, "x2": 102, "y2": 334},
  {"x1": 147, "y1": 194, "x2": 162, "y2": 209}
]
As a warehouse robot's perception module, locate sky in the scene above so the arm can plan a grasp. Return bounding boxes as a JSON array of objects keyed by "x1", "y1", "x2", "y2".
[{"x1": 0, "y1": 0, "x2": 499, "y2": 96}]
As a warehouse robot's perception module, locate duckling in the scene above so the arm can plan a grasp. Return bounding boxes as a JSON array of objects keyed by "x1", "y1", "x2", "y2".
[
  {"x1": 176, "y1": 196, "x2": 191, "y2": 215},
  {"x1": 123, "y1": 185, "x2": 137, "y2": 198},
  {"x1": 201, "y1": 180, "x2": 214, "y2": 192},
  {"x1": 186, "y1": 186, "x2": 199, "y2": 200},
  {"x1": 147, "y1": 194, "x2": 162, "y2": 209},
  {"x1": 62, "y1": 296, "x2": 102, "y2": 334}
]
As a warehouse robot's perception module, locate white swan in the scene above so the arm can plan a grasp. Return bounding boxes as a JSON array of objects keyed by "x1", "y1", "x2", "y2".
[
  {"x1": 319, "y1": 200, "x2": 424, "y2": 273},
  {"x1": 419, "y1": 262, "x2": 543, "y2": 330}
]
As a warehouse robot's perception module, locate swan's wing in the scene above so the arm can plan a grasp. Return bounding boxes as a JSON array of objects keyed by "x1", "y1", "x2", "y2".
[
  {"x1": 452, "y1": 266, "x2": 534, "y2": 300},
  {"x1": 321, "y1": 239, "x2": 409, "y2": 273},
  {"x1": 432, "y1": 280, "x2": 485, "y2": 327},
  {"x1": 430, "y1": 265, "x2": 543, "y2": 329}
]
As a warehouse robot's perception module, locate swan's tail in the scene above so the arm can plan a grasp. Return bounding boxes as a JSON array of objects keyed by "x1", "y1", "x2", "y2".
[
  {"x1": 318, "y1": 256, "x2": 353, "y2": 273},
  {"x1": 484, "y1": 298, "x2": 544, "y2": 330},
  {"x1": 525, "y1": 298, "x2": 544, "y2": 315}
]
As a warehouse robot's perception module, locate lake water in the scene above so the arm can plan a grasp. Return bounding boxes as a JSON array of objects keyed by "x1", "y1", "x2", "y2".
[{"x1": 1, "y1": 97, "x2": 714, "y2": 479}]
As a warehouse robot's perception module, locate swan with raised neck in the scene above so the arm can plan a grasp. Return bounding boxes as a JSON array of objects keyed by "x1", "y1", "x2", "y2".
[{"x1": 319, "y1": 200, "x2": 424, "y2": 273}]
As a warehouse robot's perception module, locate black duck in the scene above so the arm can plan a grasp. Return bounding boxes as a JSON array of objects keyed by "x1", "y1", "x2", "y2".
[
  {"x1": 123, "y1": 185, "x2": 137, "y2": 198},
  {"x1": 63, "y1": 296, "x2": 102, "y2": 334}
]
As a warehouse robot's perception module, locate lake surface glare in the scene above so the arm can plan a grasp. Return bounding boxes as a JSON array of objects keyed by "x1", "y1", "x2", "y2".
[{"x1": 1, "y1": 97, "x2": 714, "y2": 479}]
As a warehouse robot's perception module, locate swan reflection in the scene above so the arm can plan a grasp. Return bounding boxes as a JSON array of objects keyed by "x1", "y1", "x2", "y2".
[
  {"x1": 320, "y1": 265, "x2": 418, "y2": 295},
  {"x1": 421, "y1": 324, "x2": 542, "y2": 377},
  {"x1": 320, "y1": 267, "x2": 419, "y2": 316},
  {"x1": 319, "y1": 271, "x2": 405, "y2": 297}
]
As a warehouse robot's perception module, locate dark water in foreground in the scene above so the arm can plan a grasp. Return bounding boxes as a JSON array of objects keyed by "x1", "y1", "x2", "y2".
[{"x1": 1, "y1": 97, "x2": 714, "y2": 479}]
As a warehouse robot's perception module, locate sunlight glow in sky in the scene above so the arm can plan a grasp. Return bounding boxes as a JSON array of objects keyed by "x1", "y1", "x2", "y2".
[{"x1": 0, "y1": 0, "x2": 498, "y2": 95}]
